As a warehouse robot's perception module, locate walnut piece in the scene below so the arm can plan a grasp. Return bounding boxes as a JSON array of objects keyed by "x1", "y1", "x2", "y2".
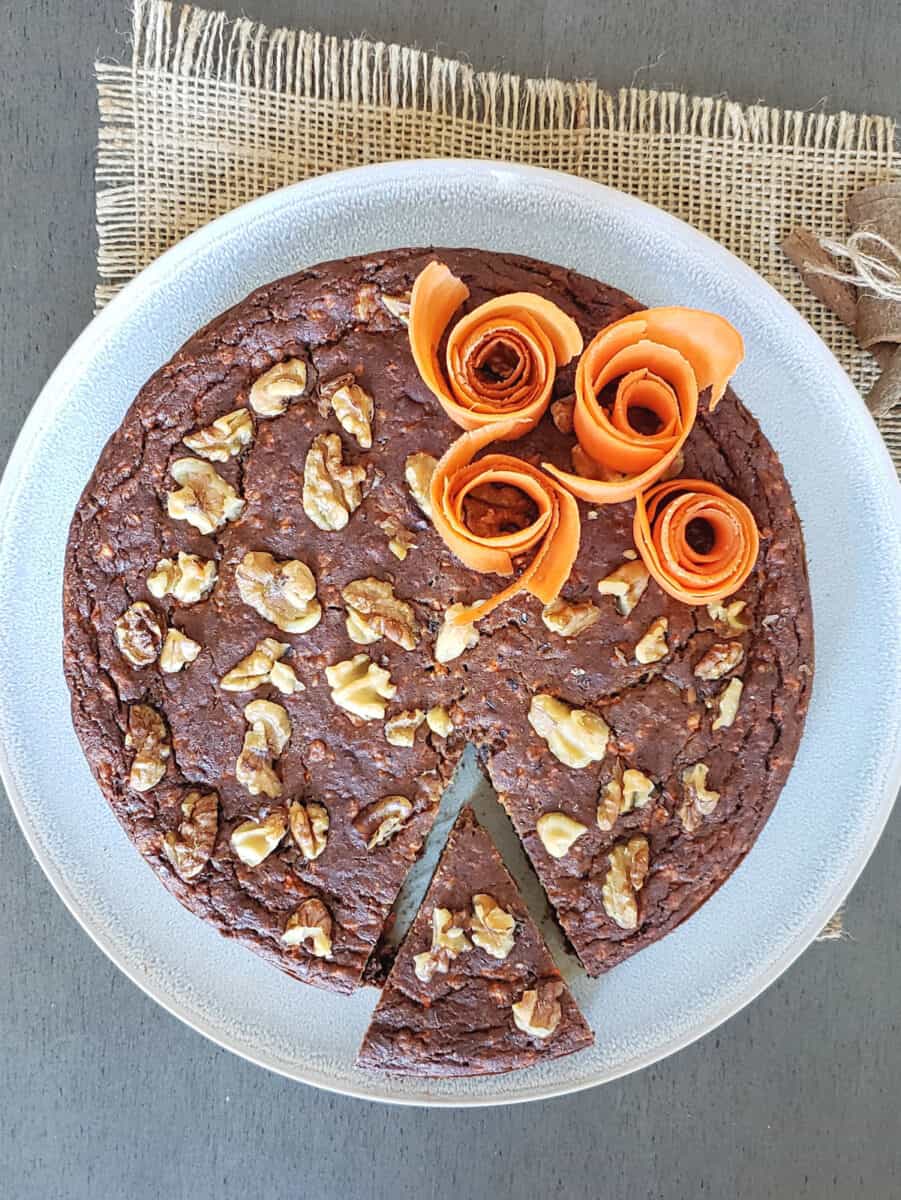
[
  {"x1": 434, "y1": 604, "x2": 480, "y2": 663},
  {"x1": 288, "y1": 801, "x2": 329, "y2": 860},
  {"x1": 597, "y1": 560, "x2": 651, "y2": 617},
  {"x1": 249, "y1": 359, "x2": 309, "y2": 417},
  {"x1": 323, "y1": 374, "x2": 374, "y2": 449},
  {"x1": 159, "y1": 628, "x2": 201, "y2": 674},
  {"x1": 387, "y1": 528, "x2": 416, "y2": 560},
  {"x1": 161, "y1": 791, "x2": 218, "y2": 881},
  {"x1": 220, "y1": 637, "x2": 301, "y2": 693},
  {"x1": 230, "y1": 807, "x2": 288, "y2": 867},
  {"x1": 679, "y1": 763, "x2": 721, "y2": 832},
  {"x1": 602, "y1": 836, "x2": 650, "y2": 930},
  {"x1": 634, "y1": 616, "x2": 669, "y2": 664},
  {"x1": 235, "y1": 725, "x2": 282, "y2": 799},
  {"x1": 235, "y1": 551, "x2": 321, "y2": 634},
  {"x1": 404, "y1": 452, "x2": 438, "y2": 519},
  {"x1": 166, "y1": 458, "x2": 245, "y2": 534},
  {"x1": 541, "y1": 597, "x2": 601, "y2": 638},
  {"x1": 470, "y1": 894, "x2": 516, "y2": 960},
  {"x1": 302, "y1": 432, "x2": 365, "y2": 531},
  {"x1": 511, "y1": 980, "x2": 563, "y2": 1040},
  {"x1": 712, "y1": 678, "x2": 743, "y2": 731},
  {"x1": 550, "y1": 395, "x2": 575, "y2": 433},
  {"x1": 183, "y1": 408, "x2": 253, "y2": 462},
  {"x1": 380, "y1": 292, "x2": 411, "y2": 324},
  {"x1": 353, "y1": 795, "x2": 414, "y2": 849},
  {"x1": 325, "y1": 654, "x2": 396, "y2": 720},
  {"x1": 342, "y1": 577, "x2": 420, "y2": 650},
  {"x1": 694, "y1": 640, "x2": 745, "y2": 680},
  {"x1": 707, "y1": 598, "x2": 752, "y2": 633},
  {"x1": 125, "y1": 704, "x2": 170, "y2": 791},
  {"x1": 384, "y1": 709, "x2": 425, "y2": 747},
  {"x1": 535, "y1": 811, "x2": 588, "y2": 858},
  {"x1": 597, "y1": 767, "x2": 655, "y2": 831},
  {"x1": 413, "y1": 906, "x2": 471, "y2": 982},
  {"x1": 147, "y1": 552, "x2": 218, "y2": 604},
  {"x1": 244, "y1": 699, "x2": 291, "y2": 754},
  {"x1": 282, "y1": 898, "x2": 333, "y2": 958},
  {"x1": 425, "y1": 706, "x2": 453, "y2": 737},
  {"x1": 115, "y1": 601, "x2": 164, "y2": 667},
  {"x1": 528, "y1": 694, "x2": 610, "y2": 769}
]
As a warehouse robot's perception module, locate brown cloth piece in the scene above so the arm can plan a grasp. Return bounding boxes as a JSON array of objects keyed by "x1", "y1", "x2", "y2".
[{"x1": 848, "y1": 182, "x2": 901, "y2": 350}]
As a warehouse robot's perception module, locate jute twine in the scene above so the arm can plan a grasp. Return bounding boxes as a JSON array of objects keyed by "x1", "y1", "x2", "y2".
[{"x1": 95, "y1": 0, "x2": 894, "y2": 937}]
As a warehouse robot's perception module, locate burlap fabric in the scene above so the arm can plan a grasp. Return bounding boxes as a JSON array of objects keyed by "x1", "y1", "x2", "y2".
[{"x1": 96, "y1": 0, "x2": 898, "y2": 937}]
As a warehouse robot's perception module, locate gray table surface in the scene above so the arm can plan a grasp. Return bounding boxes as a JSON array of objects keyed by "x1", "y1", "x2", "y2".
[{"x1": 2, "y1": 3, "x2": 899, "y2": 1197}]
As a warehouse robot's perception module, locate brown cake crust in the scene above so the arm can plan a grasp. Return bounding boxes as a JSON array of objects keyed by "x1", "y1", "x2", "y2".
[
  {"x1": 356, "y1": 805, "x2": 593, "y2": 1076},
  {"x1": 62, "y1": 246, "x2": 813, "y2": 995}
]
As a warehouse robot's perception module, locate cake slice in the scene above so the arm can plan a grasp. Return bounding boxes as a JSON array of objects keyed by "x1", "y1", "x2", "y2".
[{"x1": 356, "y1": 806, "x2": 593, "y2": 1077}]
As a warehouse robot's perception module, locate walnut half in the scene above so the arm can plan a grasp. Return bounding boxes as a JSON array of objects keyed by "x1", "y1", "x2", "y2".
[
  {"x1": 166, "y1": 458, "x2": 245, "y2": 535},
  {"x1": 470, "y1": 894, "x2": 516, "y2": 960},
  {"x1": 302, "y1": 432, "x2": 365, "y2": 532},
  {"x1": 282, "y1": 898, "x2": 333, "y2": 958},
  {"x1": 325, "y1": 654, "x2": 396, "y2": 720},
  {"x1": 147, "y1": 552, "x2": 217, "y2": 605},
  {"x1": 161, "y1": 790, "x2": 219, "y2": 881},
  {"x1": 342, "y1": 577, "x2": 420, "y2": 650},
  {"x1": 679, "y1": 763, "x2": 721, "y2": 832},
  {"x1": 183, "y1": 408, "x2": 253, "y2": 462},
  {"x1": 235, "y1": 552, "x2": 321, "y2": 634},
  {"x1": 288, "y1": 801, "x2": 329, "y2": 860},
  {"x1": 125, "y1": 704, "x2": 170, "y2": 792},
  {"x1": 511, "y1": 980, "x2": 564, "y2": 1040},
  {"x1": 230, "y1": 807, "x2": 288, "y2": 867},
  {"x1": 249, "y1": 359, "x2": 309, "y2": 417},
  {"x1": 528, "y1": 694, "x2": 610, "y2": 769},
  {"x1": 322, "y1": 374, "x2": 374, "y2": 450},
  {"x1": 413, "y1": 907, "x2": 471, "y2": 982},
  {"x1": 353, "y1": 795, "x2": 414, "y2": 849},
  {"x1": 115, "y1": 601, "x2": 165, "y2": 667},
  {"x1": 602, "y1": 836, "x2": 650, "y2": 930}
]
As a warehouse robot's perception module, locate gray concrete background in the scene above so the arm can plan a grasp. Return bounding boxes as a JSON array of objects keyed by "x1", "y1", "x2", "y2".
[{"x1": 1, "y1": 2, "x2": 899, "y2": 1197}]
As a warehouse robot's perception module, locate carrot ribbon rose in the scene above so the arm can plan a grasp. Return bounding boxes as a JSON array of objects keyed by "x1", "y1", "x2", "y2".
[
  {"x1": 409, "y1": 261, "x2": 584, "y2": 437},
  {"x1": 429, "y1": 418, "x2": 581, "y2": 624},
  {"x1": 633, "y1": 478, "x2": 759, "y2": 605},
  {"x1": 543, "y1": 307, "x2": 744, "y2": 503}
]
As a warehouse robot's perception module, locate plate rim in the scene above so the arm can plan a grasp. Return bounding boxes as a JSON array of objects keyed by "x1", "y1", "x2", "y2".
[{"x1": 2, "y1": 158, "x2": 900, "y2": 1106}]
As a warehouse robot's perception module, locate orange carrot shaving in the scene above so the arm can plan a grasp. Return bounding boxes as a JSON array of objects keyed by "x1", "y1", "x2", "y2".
[
  {"x1": 409, "y1": 261, "x2": 583, "y2": 437},
  {"x1": 633, "y1": 478, "x2": 759, "y2": 605},
  {"x1": 429, "y1": 418, "x2": 581, "y2": 623},
  {"x1": 543, "y1": 307, "x2": 744, "y2": 503}
]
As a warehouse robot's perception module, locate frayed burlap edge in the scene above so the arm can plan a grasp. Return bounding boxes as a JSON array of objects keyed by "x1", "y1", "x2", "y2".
[{"x1": 96, "y1": 0, "x2": 870, "y2": 940}]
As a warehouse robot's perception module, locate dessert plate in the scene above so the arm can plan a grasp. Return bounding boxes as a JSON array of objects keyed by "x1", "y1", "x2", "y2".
[{"x1": 1, "y1": 160, "x2": 899, "y2": 1106}]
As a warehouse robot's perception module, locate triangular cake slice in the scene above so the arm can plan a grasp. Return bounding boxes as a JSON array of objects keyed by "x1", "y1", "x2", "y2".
[{"x1": 356, "y1": 806, "x2": 593, "y2": 1077}]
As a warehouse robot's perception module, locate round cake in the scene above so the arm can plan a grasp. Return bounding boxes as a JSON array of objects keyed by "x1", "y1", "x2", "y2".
[{"x1": 63, "y1": 247, "x2": 813, "y2": 1002}]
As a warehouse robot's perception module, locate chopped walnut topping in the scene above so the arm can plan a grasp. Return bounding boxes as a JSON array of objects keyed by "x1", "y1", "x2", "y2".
[
  {"x1": 282, "y1": 898, "x2": 333, "y2": 958},
  {"x1": 413, "y1": 906, "x2": 471, "y2": 982},
  {"x1": 380, "y1": 292, "x2": 411, "y2": 324},
  {"x1": 528, "y1": 694, "x2": 610, "y2": 769},
  {"x1": 597, "y1": 560, "x2": 650, "y2": 616},
  {"x1": 159, "y1": 628, "x2": 201, "y2": 673},
  {"x1": 115, "y1": 601, "x2": 164, "y2": 667},
  {"x1": 166, "y1": 458, "x2": 245, "y2": 534},
  {"x1": 325, "y1": 654, "x2": 396, "y2": 720},
  {"x1": 384, "y1": 709, "x2": 425, "y2": 747},
  {"x1": 249, "y1": 359, "x2": 309, "y2": 417},
  {"x1": 147, "y1": 552, "x2": 217, "y2": 605},
  {"x1": 425, "y1": 706, "x2": 453, "y2": 737},
  {"x1": 302, "y1": 432, "x2": 366, "y2": 531},
  {"x1": 235, "y1": 551, "x2": 321, "y2": 633},
  {"x1": 342, "y1": 577, "x2": 420, "y2": 650},
  {"x1": 707, "y1": 598, "x2": 752, "y2": 633},
  {"x1": 712, "y1": 678, "x2": 743, "y2": 731},
  {"x1": 183, "y1": 408, "x2": 253, "y2": 462},
  {"x1": 470, "y1": 894, "x2": 516, "y2": 960},
  {"x1": 597, "y1": 767, "x2": 655, "y2": 831},
  {"x1": 161, "y1": 791, "x2": 218, "y2": 881},
  {"x1": 541, "y1": 597, "x2": 601, "y2": 638},
  {"x1": 220, "y1": 638, "x2": 302, "y2": 694},
  {"x1": 125, "y1": 704, "x2": 170, "y2": 792},
  {"x1": 288, "y1": 801, "x2": 329, "y2": 860},
  {"x1": 602, "y1": 836, "x2": 650, "y2": 930},
  {"x1": 353, "y1": 795, "x2": 414, "y2": 849},
  {"x1": 694, "y1": 640, "x2": 744, "y2": 680},
  {"x1": 536, "y1": 811, "x2": 588, "y2": 858},
  {"x1": 434, "y1": 604, "x2": 480, "y2": 663},
  {"x1": 230, "y1": 807, "x2": 288, "y2": 867},
  {"x1": 679, "y1": 763, "x2": 721, "y2": 832},
  {"x1": 511, "y1": 980, "x2": 563, "y2": 1040},
  {"x1": 404, "y1": 452, "x2": 437, "y2": 518},
  {"x1": 322, "y1": 374, "x2": 374, "y2": 449},
  {"x1": 550, "y1": 395, "x2": 575, "y2": 433},
  {"x1": 634, "y1": 617, "x2": 669, "y2": 664}
]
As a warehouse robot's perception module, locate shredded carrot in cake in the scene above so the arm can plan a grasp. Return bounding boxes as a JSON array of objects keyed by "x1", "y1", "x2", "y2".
[
  {"x1": 632, "y1": 477, "x2": 759, "y2": 605},
  {"x1": 429, "y1": 419, "x2": 581, "y2": 623},
  {"x1": 408, "y1": 261, "x2": 583, "y2": 436}
]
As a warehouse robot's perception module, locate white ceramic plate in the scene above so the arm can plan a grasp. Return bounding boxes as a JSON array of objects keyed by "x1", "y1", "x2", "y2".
[{"x1": 2, "y1": 161, "x2": 899, "y2": 1106}]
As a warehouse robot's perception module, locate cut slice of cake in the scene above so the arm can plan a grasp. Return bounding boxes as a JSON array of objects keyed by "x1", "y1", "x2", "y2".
[{"x1": 356, "y1": 805, "x2": 593, "y2": 1077}]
